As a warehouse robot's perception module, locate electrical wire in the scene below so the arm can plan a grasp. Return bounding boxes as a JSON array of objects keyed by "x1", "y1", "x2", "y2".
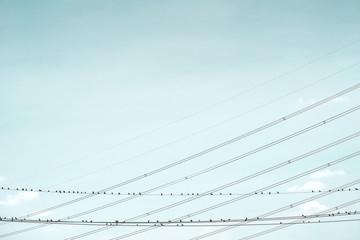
[
  {"x1": 2, "y1": 98, "x2": 359, "y2": 238},
  {"x1": 68, "y1": 153, "x2": 360, "y2": 240},
  {"x1": 4, "y1": 129, "x2": 359, "y2": 238},
  {"x1": 1, "y1": 211, "x2": 358, "y2": 226},
  {"x1": 109, "y1": 179, "x2": 360, "y2": 240},
  {"x1": 2, "y1": 186, "x2": 359, "y2": 196},
  {"x1": 238, "y1": 198, "x2": 360, "y2": 240},
  {"x1": 10, "y1": 105, "x2": 360, "y2": 222}
]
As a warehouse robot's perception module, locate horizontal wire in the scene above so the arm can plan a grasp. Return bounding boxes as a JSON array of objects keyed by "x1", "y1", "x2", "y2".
[
  {"x1": 191, "y1": 181, "x2": 360, "y2": 240},
  {"x1": 3, "y1": 99, "x2": 360, "y2": 239},
  {"x1": 2, "y1": 219, "x2": 359, "y2": 228},
  {"x1": 3, "y1": 132, "x2": 359, "y2": 239},
  {"x1": 6, "y1": 85, "x2": 358, "y2": 223},
  {"x1": 107, "y1": 161, "x2": 360, "y2": 240},
  {"x1": 1, "y1": 186, "x2": 359, "y2": 197},
  {"x1": 18, "y1": 105, "x2": 360, "y2": 221},
  {"x1": 73, "y1": 154, "x2": 360, "y2": 240},
  {"x1": 238, "y1": 198, "x2": 360, "y2": 240},
  {"x1": 1, "y1": 211, "x2": 358, "y2": 226}
]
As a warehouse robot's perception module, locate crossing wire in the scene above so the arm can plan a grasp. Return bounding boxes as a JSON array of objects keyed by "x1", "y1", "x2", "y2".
[
  {"x1": 109, "y1": 179, "x2": 360, "y2": 240},
  {"x1": 1, "y1": 211, "x2": 359, "y2": 226},
  {"x1": 238, "y1": 198, "x2": 360, "y2": 240},
  {"x1": 7, "y1": 93, "x2": 359, "y2": 222},
  {"x1": 3, "y1": 127, "x2": 359, "y2": 238},
  {"x1": 67, "y1": 152, "x2": 360, "y2": 240},
  {"x1": 60, "y1": 108, "x2": 360, "y2": 223},
  {"x1": 2, "y1": 97, "x2": 359, "y2": 238}
]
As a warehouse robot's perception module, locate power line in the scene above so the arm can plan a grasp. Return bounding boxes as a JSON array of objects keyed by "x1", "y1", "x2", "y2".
[
  {"x1": 1, "y1": 211, "x2": 358, "y2": 226},
  {"x1": 3, "y1": 135, "x2": 359, "y2": 239},
  {"x1": 59, "y1": 108, "x2": 360, "y2": 223},
  {"x1": 12, "y1": 38, "x2": 360, "y2": 185},
  {"x1": 238, "y1": 198, "x2": 360, "y2": 240},
  {"x1": 9, "y1": 102, "x2": 359, "y2": 223},
  {"x1": 191, "y1": 182, "x2": 360, "y2": 239},
  {"x1": 2, "y1": 186, "x2": 358, "y2": 196},
  {"x1": 69, "y1": 153, "x2": 360, "y2": 240},
  {"x1": 2, "y1": 97, "x2": 359, "y2": 238}
]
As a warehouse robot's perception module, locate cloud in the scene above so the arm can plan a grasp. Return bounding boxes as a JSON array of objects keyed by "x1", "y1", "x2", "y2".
[
  {"x1": 297, "y1": 201, "x2": 328, "y2": 215},
  {"x1": 297, "y1": 96, "x2": 349, "y2": 106},
  {"x1": 287, "y1": 181, "x2": 326, "y2": 192},
  {"x1": 310, "y1": 169, "x2": 345, "y2": 179},
  {"x1": 332, "y1": 96, "x2": 350, "y2": 103},
  {"x1": 0, "y1": 176, "x2": 6, "y2": 182},
  {"x1": 0, "y1": 192, "x2": 39, "y2": 206},
  {"x1": 297, "y1": 98, "x2": 316, "y2": 105}
]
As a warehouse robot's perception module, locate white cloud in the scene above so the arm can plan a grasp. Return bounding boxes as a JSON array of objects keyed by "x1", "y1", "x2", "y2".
[
  {"x1": 0, "y1": 176, "x2": 6, "y2": 182},
  {"x1": 310, "y1": 169, "x2": 345, "y2": 179},
  {"x1": 297, "y1": 201, "x2": 328, "y2": 215},
  {"x1": 0, "y1": 192, "x2": 39, "y2": 206},
  {"x1": 297, "y1": 96, "x2": 349, "y2": 106},
  {"x1": 332, "y1": 96, "x2": 350, "y2": 103},
  {"x1": 287, "y1": 181, "x2": 326, "y2": 192},
  {"x1": 297, "y1": 98, "x2": 316, "y2": 105}
]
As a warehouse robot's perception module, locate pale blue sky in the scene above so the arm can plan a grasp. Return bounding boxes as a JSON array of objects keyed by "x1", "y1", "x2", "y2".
[{"x1": 0, "y1": 1, "x2": 360, "y2": 240}]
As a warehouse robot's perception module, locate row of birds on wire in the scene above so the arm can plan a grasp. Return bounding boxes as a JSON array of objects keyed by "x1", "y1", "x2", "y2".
[
  {"x1": 1, "y1": 211, "x2": 358, "y2": 227},
  {"x1": 1, "y1": 186, "x2": 359, "y2": 196}
]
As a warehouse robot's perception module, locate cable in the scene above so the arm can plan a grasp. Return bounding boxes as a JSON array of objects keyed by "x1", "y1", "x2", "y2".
[
  {"x1": 1, "y1": 211, "x2": 358, "y2": 226},
  {"x1": 3, "y1": 134, "x2": 359, "y2": 239},
  {"x1": 238, "y1": 198, "x2": 360, "y2": 240},
  {"x1": 13, "y1": 38, "x2": 360, "y2": 185},
  {"x1": 59, "y1": 108, "x2": 360, "y2": 223},
  {"x1": 2, "y1": 186, "x2": 359, "y2": 196},
  {"x1": 69, "y1": 153, "x2": 360, "y2": 240},
  {"x1": 191, "y1": 183, "x2": 360, "y2": 239},
  {"x1": 10, "y1": 102, "x2": 360, "y2": 222},
  {"x1": 2, "y1": 102, "x2": 359, "y2": 238}
]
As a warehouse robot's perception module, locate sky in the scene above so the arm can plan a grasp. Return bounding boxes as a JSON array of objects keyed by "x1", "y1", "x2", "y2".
[{"x1": 0, "y1": 1, "x2": 360, "y2": 240}]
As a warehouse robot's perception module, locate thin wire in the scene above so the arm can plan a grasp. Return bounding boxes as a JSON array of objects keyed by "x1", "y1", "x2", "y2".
[
  {"x1": 191, "y1": 183, "x2": 360, "y2": 239},
  {"x1": 1, "y1": 212, "x2": 358, "y2": 226},
  {"x1": 13, "y1": 38, "x2": 360, "y2": 185},
  {"x1": 2, "y1": 98, "x2": 359, "y2": 238},
  {"x1": 3, "y1": 139, "x2": 359, "y2": 239},
  {"x1": 70, "y1": 154, "x2": 360, "y2": 240},
  {"x1": 59, "y1": 108, "x2": 360, "y2": 222},
  {"x1": 10, "y1": 103, "x2": 360, "y2": 223},
  {"x1": 238, "y1": 198, "x2": 360, "y2": 240},
  {"x1": 2, "y1": 186, "x2": 358, "y2": 196}
]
